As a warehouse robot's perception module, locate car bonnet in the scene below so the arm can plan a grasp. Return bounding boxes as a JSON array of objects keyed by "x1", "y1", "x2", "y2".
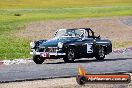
[{"x1": 39, "y1": 37, "x2": 79, "y2": 47}]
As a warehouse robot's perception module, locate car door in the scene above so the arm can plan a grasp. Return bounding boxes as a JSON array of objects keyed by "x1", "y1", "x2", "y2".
[
  {"x1": 74, "y1": 29, "x2": 95, "y2": 56},
  {"x1": 81, "y1": 29, "x2": 95, "y2": 55},
  {"x1": 84, "y1": 38, "x2": 94, "y2": 54}
]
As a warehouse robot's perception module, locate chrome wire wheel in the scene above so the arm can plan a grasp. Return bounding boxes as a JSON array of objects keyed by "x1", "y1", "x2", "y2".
[
  {"x1": 68, "y1": 49, "x2": 75, "y2": 61},
  {"x1": 63, "y1": 48, "x2": 75, "y2": 63},
  {"x1": 99, "y1": 47, "x2": 105, "y2": 58},
  {"x1": 95, "y1": 46, "x2": 105, "y2": 60}
]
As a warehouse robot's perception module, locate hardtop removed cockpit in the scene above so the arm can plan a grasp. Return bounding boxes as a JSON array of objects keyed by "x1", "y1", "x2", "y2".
[{"x1": 54, "y1": 28, "x2": 99, "y2": 39}]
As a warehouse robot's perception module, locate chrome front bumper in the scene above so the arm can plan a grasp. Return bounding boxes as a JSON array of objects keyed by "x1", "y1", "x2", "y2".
[{"x1": 30, "y1": 52, "x2": 66, "y2": 56}]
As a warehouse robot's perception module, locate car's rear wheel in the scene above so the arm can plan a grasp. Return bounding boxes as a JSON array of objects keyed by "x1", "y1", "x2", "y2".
[
  {"x1": 33, "y1": 55, "x2": 44, "y2": 64},
  {"x1": 63, "y1": 48, "x2": 75, "y2": 63},
  {"x1": 95, "y1": 46, "x2": 105, "y2": 60}
]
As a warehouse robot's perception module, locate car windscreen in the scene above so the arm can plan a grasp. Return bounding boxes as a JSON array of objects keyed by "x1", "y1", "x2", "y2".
[{"x1": 55, "y1": 29, "x2": 84, "y2": 38}]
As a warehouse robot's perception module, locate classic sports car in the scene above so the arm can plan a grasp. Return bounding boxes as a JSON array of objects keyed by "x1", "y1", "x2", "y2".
[{"x1": 30, "y1": 28, "x2": 112, "y2": 64}]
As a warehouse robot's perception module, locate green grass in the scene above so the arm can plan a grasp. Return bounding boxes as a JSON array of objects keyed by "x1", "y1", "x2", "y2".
[
  {"x1": 0, "y1": 0, "x2": 132, "y2": 59},
  {"x1": 1, "y1": 6, "x2": 132, "y2": 32},
  {"x1": 0, "y1": 35, "x2": 29, "y2": 59}
]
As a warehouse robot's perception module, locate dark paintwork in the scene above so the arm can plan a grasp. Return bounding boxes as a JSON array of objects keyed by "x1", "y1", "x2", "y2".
[{"x1": 31, "y1": 28, "x2": 112, "y2": 59}]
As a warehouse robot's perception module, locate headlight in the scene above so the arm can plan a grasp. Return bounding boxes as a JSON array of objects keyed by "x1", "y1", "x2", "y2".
[
  {"x1": 30, "y1": 41, "x2": 35, "y2": 48},
  {"x1": 58, "y1": 42, "x2": 63, "y2": 48}
]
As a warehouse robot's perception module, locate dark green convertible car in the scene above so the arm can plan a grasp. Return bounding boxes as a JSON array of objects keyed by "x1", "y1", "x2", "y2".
[{"x1": 30, "y1": 28, "x2": 112, "y2": 64}]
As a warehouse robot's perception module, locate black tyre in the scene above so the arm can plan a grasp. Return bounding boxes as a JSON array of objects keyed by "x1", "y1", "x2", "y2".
[
  {"x1": 63, "y1": 48, "x2": 75, "y2": 63},
  {"x1": 33, "y1": 55, "x2": 44, "y2": 64},
  {"x1": 76, "y1": 75, "x2": 86, "y2": 85},
  {"x1": 95, "y1": 46, "x2": 105, "y2": 60}
]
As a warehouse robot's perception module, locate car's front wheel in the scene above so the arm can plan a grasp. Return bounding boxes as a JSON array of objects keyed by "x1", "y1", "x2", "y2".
[
  {"x1": 33, "y1": 55, "x2": 44, "y2": 64},
  {"x1": 95, "y1": 46, "x2": 105, "y2": 60},
  {"x1": 63, "y1": 48, "x2": 75, "y2": 63}
]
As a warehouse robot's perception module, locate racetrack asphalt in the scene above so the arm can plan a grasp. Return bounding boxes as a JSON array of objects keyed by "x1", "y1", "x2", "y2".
[{"x1": 0, "y1": 48, "x2": 132, "y2": 83}]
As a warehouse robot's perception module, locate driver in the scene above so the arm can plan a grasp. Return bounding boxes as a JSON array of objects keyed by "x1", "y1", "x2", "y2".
[{"x1": 66, "y1": 30, "x2": 76, "y2": 36}]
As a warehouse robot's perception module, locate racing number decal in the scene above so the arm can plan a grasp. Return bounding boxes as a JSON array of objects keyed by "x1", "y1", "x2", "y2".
[{"x1": 86, "y1": 43, "x2": 93, "y2": 53}]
